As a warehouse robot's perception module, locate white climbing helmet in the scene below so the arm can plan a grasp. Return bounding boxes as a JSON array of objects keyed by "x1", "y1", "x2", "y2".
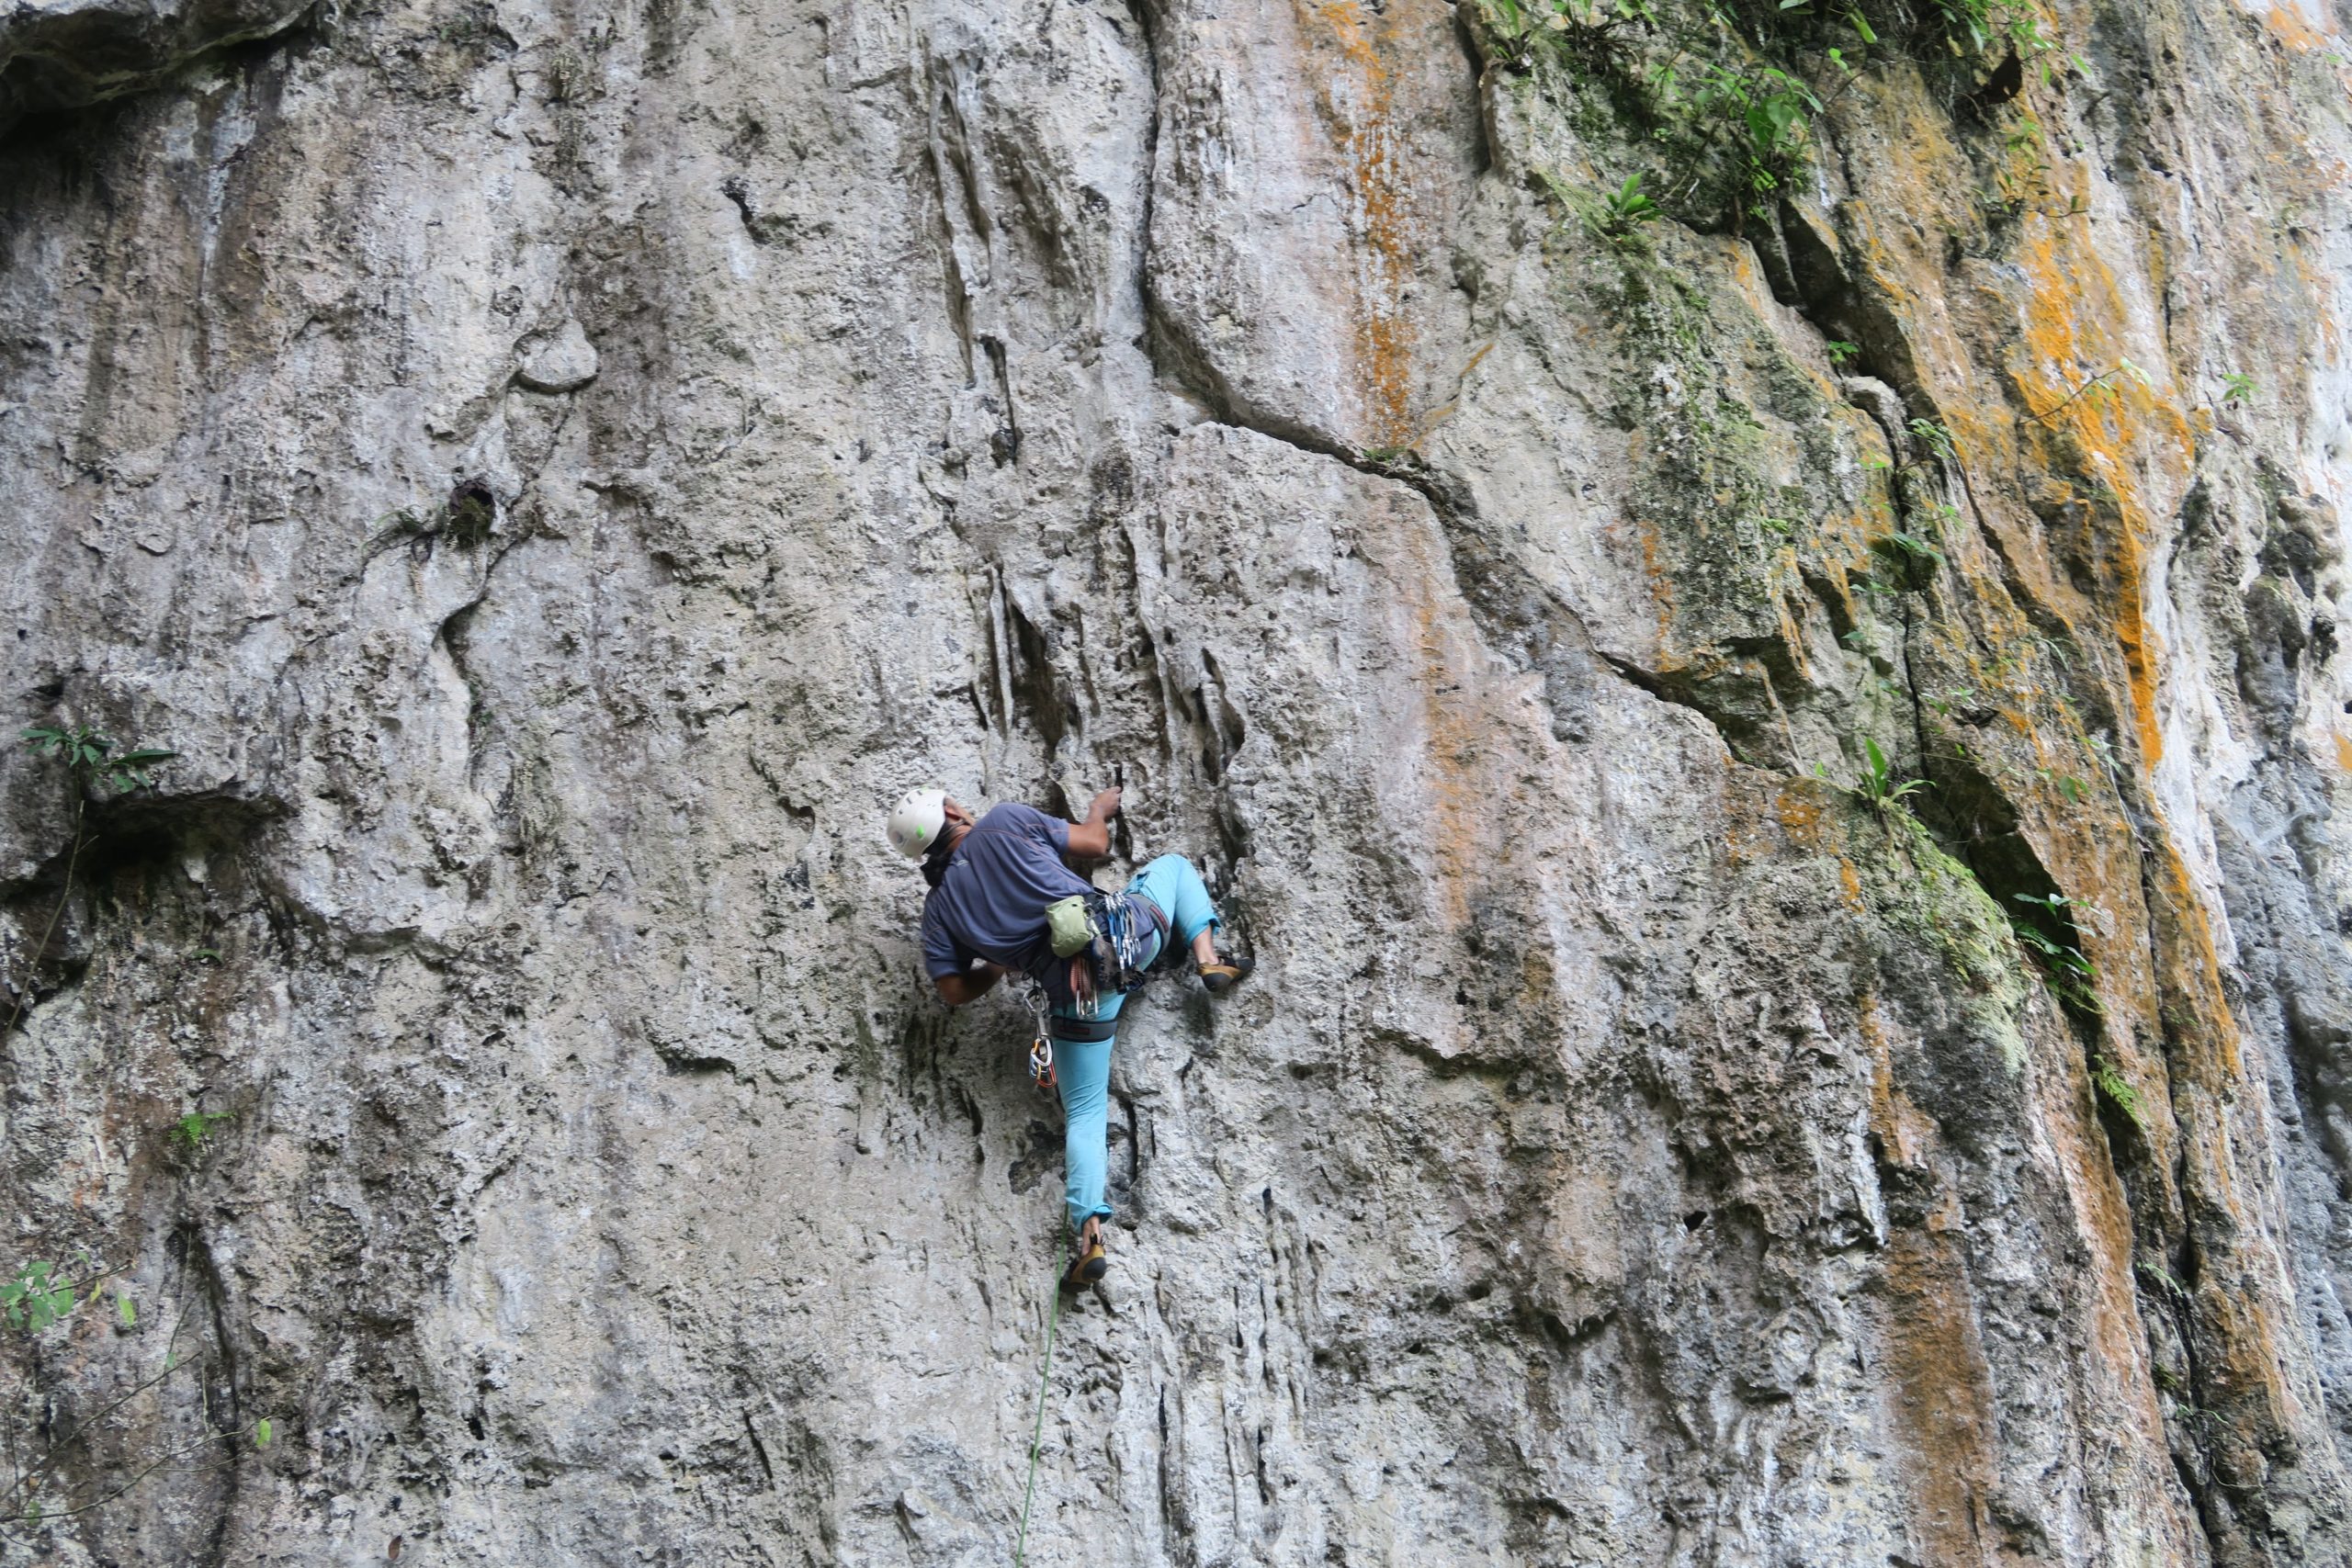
[{"x1": 886, "y1": 787, "x2": 948, "y2": 859}]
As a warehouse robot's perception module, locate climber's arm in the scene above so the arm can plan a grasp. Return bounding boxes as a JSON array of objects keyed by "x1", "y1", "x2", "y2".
[
  {"x1": 1063, "y1": 785, "x2": 1123, "y2": 861},
  {"x1": 934, "y1": 962, "x2": 1004, "y2": 1007}
]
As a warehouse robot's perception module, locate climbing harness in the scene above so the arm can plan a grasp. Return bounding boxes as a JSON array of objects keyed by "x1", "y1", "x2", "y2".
[
  {"x1": 1014, "y1": 1231, "x2": 1069, "y2": 1567},
  {"x1": 1064, "y1": 888, "x2": 1169, "y2": 1018}
]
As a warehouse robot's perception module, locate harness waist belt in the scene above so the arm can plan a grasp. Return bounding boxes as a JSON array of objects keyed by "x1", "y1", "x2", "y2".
[{"x1": 1047, "y1": 1015, "x2": 1117, "y2": 1043}]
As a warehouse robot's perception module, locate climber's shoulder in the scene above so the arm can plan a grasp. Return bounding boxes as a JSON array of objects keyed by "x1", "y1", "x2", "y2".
[{"x1": 975, "y1": 800, "x2": 1069, "y2": 848}]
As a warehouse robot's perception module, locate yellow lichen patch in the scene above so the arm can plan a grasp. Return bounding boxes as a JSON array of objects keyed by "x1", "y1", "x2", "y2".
[
  {"x1": 2335, "y1": 731, "x2": 2352, "y2": 774},
  {"x1": 1858, "y1": 994, "x2": 1932, "y2": 1171}
]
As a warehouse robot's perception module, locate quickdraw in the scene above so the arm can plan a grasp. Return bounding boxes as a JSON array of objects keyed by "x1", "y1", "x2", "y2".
[
  {"x1": 1027, "y1": 1033, "x2": 1057, "y2": 1095},
  {"x1": 1024, "y1": 988, "x2": 1057, "y2": 1096}
]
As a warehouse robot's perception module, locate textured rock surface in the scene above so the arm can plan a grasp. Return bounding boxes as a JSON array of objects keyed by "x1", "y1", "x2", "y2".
[{"x1": 2, "y1": 0, "x2": 2351, "y2": 1562}]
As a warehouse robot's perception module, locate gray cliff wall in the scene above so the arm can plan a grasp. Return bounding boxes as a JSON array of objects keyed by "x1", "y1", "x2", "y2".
[{"x1": 3, "y1": 0, "x2": 2351, "y2": 1563}]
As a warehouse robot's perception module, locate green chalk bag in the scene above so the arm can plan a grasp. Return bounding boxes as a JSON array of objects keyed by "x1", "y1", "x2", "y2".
[{"x1": 1045, "y1": 895, "x2": 1094, "y2": 958}]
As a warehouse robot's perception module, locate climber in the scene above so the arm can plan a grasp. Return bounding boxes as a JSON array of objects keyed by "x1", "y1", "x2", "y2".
[{"x1": 887, "y1": 784, "x2": 1250, "y2": 1287}]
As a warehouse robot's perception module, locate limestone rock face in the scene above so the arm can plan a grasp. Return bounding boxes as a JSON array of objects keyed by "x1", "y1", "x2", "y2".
[{"x1": 2, "y1": 1, "x2": 2350, "y2": 1563}]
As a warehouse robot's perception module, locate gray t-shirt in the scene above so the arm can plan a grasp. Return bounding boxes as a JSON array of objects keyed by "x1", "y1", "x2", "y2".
[{"x1": 920, "y1": 803, "x2": 1091, "y2": 997}]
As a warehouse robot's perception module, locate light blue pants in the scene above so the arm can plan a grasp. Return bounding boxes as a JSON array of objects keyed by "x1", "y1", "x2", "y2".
[{"x1": 1050, "y1": 854, "x2": 1220, "y2": 1234}]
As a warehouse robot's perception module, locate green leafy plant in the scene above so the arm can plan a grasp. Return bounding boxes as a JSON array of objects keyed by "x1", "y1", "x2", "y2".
[
  {"x1": 1877, "y1": 528, "x2": 1945, "y2": 569},
  {"x1": 1935, "y1": 0, "x2": 2060, "y2": 64},
  {"x1": 167, "y1": 1111, "x2": 234, "y2": 1152},
  {"x1": 1, "y1": 1265, "x2": 275, "y2": 1533},
  {"x1": 2222, "y1": 370, "x2": 2256, "y2": 406},
  {"x1": 1680, "y1": 58, "x2": 1824, "y2": 212},
  {"x1": 2134, "y1": 1257, "x2": 2188, "y2": 1302},
  {"x1": 19, "y1": 728, "x2": 175, "y2": 795},
  {"x1": 6, "y1": 727, "x2": 175, "y2": 1041},
  {"x1": 0, "y1": 1263, "x2": 77, "y2": 1335},
  {"x1": 1825, "y1": 339, "x2": 1860, "y2": 365},
  {"x1": 1906, "y1": 417, "x2": 1958, "y2": 462},
  {"x1": 2090, "y1": 1052, "x2": 2148, "y2": 1133},
  {"x1": 2036, "y1": 766, "x2": 2086, "y2": 803},
  {"x1": 2007, "y1": 891, "x2": 2100, "y2": 1013},
  {"x1": 1594, "y1": 173, "x2": 1662, "y2": 238},
  {"x1": 1541, "y1": 169, "x2": 1665, "y2": 248},
  {"x1": 1820, "y1": 737, "x2": 1930, "y2": 813},
  {"x1": 1924, "y1": 685, "x2": 1978, "y2": 716}
]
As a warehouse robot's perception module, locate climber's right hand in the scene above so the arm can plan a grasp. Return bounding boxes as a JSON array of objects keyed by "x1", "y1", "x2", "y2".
[{"x1": 933, "y1": 961, "x2": 1003, "y2": 1008}]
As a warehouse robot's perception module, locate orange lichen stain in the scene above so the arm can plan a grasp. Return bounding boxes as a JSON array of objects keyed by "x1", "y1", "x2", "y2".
[
  {"x1": 2039, "y1": 1017, "x2": 2169, "y2": 1448},
  {"x1": 1298, "y1": 1, "x2": 1415, "y2": 446},
  {"x1": 1396, "y1": 513, "x2": 1526, "y2": 933},
  {"x1": 1854, "y1": 999, "x2": 2009, "y2": 1558},
  {"x1": 1772, "y1": 782, "x2": 1825, "y2": 842},
  {"x1": 2012, "y1": 224, "x2": 2197, "y2": 766},
  {"x1": 1881, "y1": 1221, "x2": 2009, "y2": 1566},
  {"x1": 1860, "y1": 997, "x2": 1934, "y2": 1173},
  {"x1": 1633, "y1": 513, "x2": 1679, "y2": 653},
  {"x1": 2266, "y1": 5, "x2": 2335, "y2": 51},
  {"x1": 1838, "y1": 857, "x2": 1865, "y2": 913},
  {"x1": 2335, "y1": 731, "x2": 2352, "y2": 774}
]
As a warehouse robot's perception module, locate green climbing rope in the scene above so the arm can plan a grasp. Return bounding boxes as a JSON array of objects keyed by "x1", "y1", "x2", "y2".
[{"x1": 1013, "y1": 1234, "x2": 1069, "y2": 1567}]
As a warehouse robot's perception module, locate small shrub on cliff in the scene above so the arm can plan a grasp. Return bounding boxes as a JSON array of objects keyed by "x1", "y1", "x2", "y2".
[
  {"x1": 1, "y1": 1251, "x2": 273, "y2": 1535},
  {"x1": 168, "y1": 1111, "x2": 234, "y2": 1156},
  {"x1": 4, "y1": 727, "x2": 175, "y2": 1039},
  {"x1": 1546, "y1": 171, "x2": 1664, "y2": 245},
  {"x1": 1818, "y1": 737, "x2": 1930, "y2": 815},
  {"x1": 0, "y1": 1262, "x2": 78, "y2": 1335},
  {"x1": 2007, "y1": 891, "x2": 2100, "y2": 1014},
  {"x1": 1483, "y1": 0, "x2": 2075, "y2": 234},
  {"x1": 1595, "y1": 173, "x2": 1662, "y2": 236},
  {"x1": 19, "y1": 728, "x2": 174, "y2": 795},
  {"x1": 2089, "y1": 1053, "x2": 2148, "y2": 1133}
]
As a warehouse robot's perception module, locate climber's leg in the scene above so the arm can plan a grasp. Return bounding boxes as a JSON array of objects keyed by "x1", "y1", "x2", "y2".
[
  {"x1": 1052, "y1": 978, "x2": 1135, "y2": 1237},
  {"x1": 1127, "y1": 853, "x2": 1221, "y2": 955},
  {"x1": 1129, "y1": 853, "x2": 1251, "y2": 992}
]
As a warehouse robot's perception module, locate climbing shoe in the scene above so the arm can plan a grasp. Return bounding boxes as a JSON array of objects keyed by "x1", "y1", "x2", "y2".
[
  {"x1": 1065, "y1": 1225, "x2": 1108, "y2": 1289},
  {"x1": 1199, "y1": 955, "x2": 1254, "y2": 996}
]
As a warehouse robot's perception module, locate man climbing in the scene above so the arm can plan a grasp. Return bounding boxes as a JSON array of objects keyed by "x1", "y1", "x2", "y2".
[{"x1": 887, "y1": 784, "x2": 1250, "y2": 1287}]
